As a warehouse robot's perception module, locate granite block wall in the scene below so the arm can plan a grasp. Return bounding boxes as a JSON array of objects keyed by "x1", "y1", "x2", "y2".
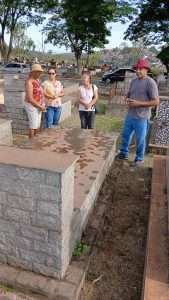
[
  {"x1": 151, "y1": 96, "x2": 169, "y2": 145},
  {"x1": 0, "y1": 119, "x2": 13, "y2": 145},
  {"x1": 0, "y1": 147, "x2": 76, "y2": 279}
]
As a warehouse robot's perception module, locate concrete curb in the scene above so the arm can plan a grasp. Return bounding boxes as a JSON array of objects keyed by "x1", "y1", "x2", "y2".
[
  {"x1": 0, "y1": 261, "x2": 86, "y2": 300},
  {"x1": 141, "y1": 156, "x2": 168, "y2": 300}
]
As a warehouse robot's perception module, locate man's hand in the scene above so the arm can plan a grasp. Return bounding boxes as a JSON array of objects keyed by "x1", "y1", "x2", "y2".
[{"x1": 127, "y1": 99, "x2": 142, "y2": 108}]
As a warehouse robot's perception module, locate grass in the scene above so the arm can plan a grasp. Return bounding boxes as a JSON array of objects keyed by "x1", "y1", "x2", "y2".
[
  {"x1": 61, "y1": 108, "x2": 124, "y2": 134},
  {"x1": 0, "y1": 284, "x2": 14, "y2": 293},
  {"x1": 73, "y1": 242, "x2": 91, "y2": 257},
  {"x1": 96, "y1": 115, "x2": 123, "y2": 133}
]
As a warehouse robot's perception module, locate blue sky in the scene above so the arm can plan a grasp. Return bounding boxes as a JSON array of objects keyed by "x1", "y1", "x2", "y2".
[{"x1": 27, "y1": 21, "x2": 131, "y2": 53}]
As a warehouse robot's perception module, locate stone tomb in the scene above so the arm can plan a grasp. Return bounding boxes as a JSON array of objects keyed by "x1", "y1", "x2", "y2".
[
  {"x1": 0, "y1": 74, "x2": 78, "y2": 134},
  {"x1": 0, "y1": 118, "x2": 13, "y2": 146},
  {"x1": 0, "y1": 128, "x2": 118, "y2": 279},
  {"x1": 151, "y1": 95, "x2": 169, "y2": 146}
]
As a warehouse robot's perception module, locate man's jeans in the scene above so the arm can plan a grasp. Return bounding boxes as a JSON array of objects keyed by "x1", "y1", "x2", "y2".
[
  {"x1": 120, "y1": 114, "x2": 149, "y2": 161},
  {"x1": 45, "y1": 106, "x2": 62, "y2": 128}
]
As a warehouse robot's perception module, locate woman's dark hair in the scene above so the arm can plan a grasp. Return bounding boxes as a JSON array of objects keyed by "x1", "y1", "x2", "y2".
[
  {"x1": 81, "y1": 71, "x2": 92, "y2": 83},
  {"x1": 48, "y1": 67, "x2": 56, "y2": 74}
]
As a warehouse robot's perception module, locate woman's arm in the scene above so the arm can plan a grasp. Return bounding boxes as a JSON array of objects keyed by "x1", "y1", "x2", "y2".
[
  {"x1": 59, "y1": 89, "x2": 64, "y2": 97},
  {"x1": 89, "y1": 87, "x2": 98, "y2": 107}
]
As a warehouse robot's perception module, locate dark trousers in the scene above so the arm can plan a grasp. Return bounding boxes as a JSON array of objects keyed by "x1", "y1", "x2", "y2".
[{"x1": 79, "y1": 111, "x2": 95, "y2": 129}]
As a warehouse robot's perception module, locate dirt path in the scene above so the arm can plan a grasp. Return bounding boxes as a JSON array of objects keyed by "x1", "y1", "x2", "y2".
[{"x1": 79, "y1": 160, "x2": 151, "y2": 300}]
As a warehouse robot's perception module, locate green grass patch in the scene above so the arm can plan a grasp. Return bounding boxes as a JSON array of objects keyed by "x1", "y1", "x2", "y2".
[
  {"x1": 0, "y1": 284, "x2": 14, "y2": 293},
  {"x1": 73, "y1": 242, "x2": 91, "y2": 257},
  {"x1": 96, "y1": 115, "x2": 124, "y2": 133}
]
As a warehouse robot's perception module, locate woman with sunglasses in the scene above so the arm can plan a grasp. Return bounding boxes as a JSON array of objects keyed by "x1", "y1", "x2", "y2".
[{"x1": 42, "y1": 68, "x2": 64, "y2": 128}]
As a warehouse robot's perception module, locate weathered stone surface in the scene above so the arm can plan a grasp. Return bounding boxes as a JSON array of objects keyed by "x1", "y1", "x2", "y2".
[
  {"x1": 0, "y1": 119, "x2": 12, "y2": 146},
  {"x1": 20, "y1": 225, "x2": 48, "y2": 242},
  {"x1": 0, "y1": 219, "x2": 19, "y2": 233},
  {"x1": 16, "y1": 270, "x2": 48, "y2": 293},
  {"x1": 7, "y1": 256, "x2": 33, "y2": 271},
  {"x1": 151, "y1": 96, "x2": 169, "y2": 145},
  {"x1": 32, "y1": 263, "x2": 60, "y2": 279},
  {"x1": 31, "y1": 212, "x2": 60, "y2": 230},
  {"x1": 0, "y1": 147, "x2": 76, "y2": 279},
  {"x1": 33, "y1": 240, "x2": 59, "y2": 256},
  {"x1": 37, "y1": 200, "x2": 59, "y2": 215},
  {"x1": 7, "y1": 194, "x2": 35, "y2": 211},
  {"x1": 0, "y1": 191, "x2": 7, "y2": 203},
  {"x1": 0, "y1": 253, "x2": 7, "y2": 264},
  {"x1": 4, "y1": 208, "x2": 30, "y2": 224},
  {"x1": 19, "y1": 249, "x2": 47, "y2": 265},
  {"x1": 0, "y1": 259, "x2": 85, "y2": 299}
]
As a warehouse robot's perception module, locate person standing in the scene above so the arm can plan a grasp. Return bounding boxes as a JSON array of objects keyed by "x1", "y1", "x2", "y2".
[
  {"x1": 43, "y1": 68, "x2": 64, "y2": 128},
  {"x1": 79, "y1": 71, "x2": 98, "y2": 129},
  {"x1": 24, "y1": 64, "x2": 45, "y2": 138},
  {"x1": 117, "y1": 58, "x2": 159, "y2": 166}
]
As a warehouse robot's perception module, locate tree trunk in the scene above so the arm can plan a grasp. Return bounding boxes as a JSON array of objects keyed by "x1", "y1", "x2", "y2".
[
  {"x1": 86, "y1": 52, "x2": 90, "y2": 67},
  {"x1": 166, "y1": 64, "x2": 169, "y2": 76},
  {"x1": 0, "y1": 30, "x2": 7, "y2": 63},
  {"x1": 6, "y1": 27, "x2": 15, "y2": 62},
  {"x1": 75, "y1": 54, "x2": 81, "y2": 74}
]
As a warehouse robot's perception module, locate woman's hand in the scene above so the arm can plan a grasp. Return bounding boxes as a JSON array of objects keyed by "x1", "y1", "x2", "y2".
[
  {"x1": 85, "y1": 103, "x2": 91, "y2": 110},
  {"x1": 38, "y1": 104, "x2": 46, "y2": 112}
]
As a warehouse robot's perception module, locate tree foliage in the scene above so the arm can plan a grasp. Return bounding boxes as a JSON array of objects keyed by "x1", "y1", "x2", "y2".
[
  {"x1": 0, "y1": 0, "x2": 46, "y2": 62},
  {"x1": 157, "y1": 46, "x2": 169, "y2": 73},
  {"x1": 125, "y1": 0, "x2": 169, "y2": 45},
  {"x1": 44, "y1": 0, "x2": 134, "y2": 70},
  {"x1": 12, "y1": 22, "x2": 35, "y2": 58}
]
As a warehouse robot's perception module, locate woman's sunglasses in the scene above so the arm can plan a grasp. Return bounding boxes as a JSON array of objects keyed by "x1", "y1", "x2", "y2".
[{"x1": 48, "y1": 72, "x2": 55, "y2": 75}]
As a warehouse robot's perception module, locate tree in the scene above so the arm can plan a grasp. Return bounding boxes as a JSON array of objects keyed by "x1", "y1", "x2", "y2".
[
  {"x1": 125, "y1": 0, "x2": 169, "y2": 45},
  {"x1": 44, "y1": 0, "x2": 134, "y2": 71},
  {"x1": 12, "y1": 22, "x2": 35, "y2": 58},
  {"x1": 0, "y1": 0, "x2": 44, "y2": 63},
  {"x1": 157, "y1": 46, "x2": 169, "y2": 74}
]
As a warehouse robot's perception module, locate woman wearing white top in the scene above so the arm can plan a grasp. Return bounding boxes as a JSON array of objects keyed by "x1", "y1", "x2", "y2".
[{"x1": 79, "y1": 71, "x2": 98, "y2": 129}]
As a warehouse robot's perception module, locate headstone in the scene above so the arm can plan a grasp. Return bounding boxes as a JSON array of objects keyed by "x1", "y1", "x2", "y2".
[{"x1": 151, "y1": 96, "x2": 169, "y2": 145}]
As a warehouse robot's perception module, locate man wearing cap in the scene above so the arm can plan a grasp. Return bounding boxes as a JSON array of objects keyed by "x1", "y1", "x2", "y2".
[
  {"x1": 24, "y1": 64, "x2": 46, "y2": 138},
  {"x1": 117, "y1": 58, "x2": 159, "y2": 166}
]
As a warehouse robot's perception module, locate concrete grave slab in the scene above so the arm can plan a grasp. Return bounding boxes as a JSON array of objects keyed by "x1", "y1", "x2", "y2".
[
  {"x1": 0, "y1": 118, "x2": 13, "y2": 146},
  {"x1": 16, "y1": 128, "x2": 118, "y2": 255}
]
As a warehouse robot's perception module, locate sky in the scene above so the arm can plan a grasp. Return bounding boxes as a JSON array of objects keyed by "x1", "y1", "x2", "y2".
[{"x1": 26, "y1": 21, "x2": 131, "y2": 54}]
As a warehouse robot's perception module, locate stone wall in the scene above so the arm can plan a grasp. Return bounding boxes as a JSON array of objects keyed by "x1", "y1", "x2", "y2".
[
  {"x1": 151, "y1": 96, "x2": 169, "y2": 145},
  {"x1": 167, "y1": 147, "x2": 169, "y2": 255},
  {"x1": 0, "y1": 75, "x2": 78, "y2": 134},
  {"x1": 0, "y1": 119, "x2": 13, "y2": 146},
  {"x1": 0, "y1": 146, "x2": 77, "y2": 279}
]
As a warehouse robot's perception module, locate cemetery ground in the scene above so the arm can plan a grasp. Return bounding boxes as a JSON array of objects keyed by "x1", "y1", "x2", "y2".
[
  {"x1": 0, "y1": 152, "x2": 152, "y2": 300},
  {"x1": 2, "y1": 100, "x2": 154, "y2": 300},
  {"x1": 79, "y1": 158, "x2": 152, "y2": 300},
  {"x1": 0, "y1": 77, "x2": 167, "y2": 299}
]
